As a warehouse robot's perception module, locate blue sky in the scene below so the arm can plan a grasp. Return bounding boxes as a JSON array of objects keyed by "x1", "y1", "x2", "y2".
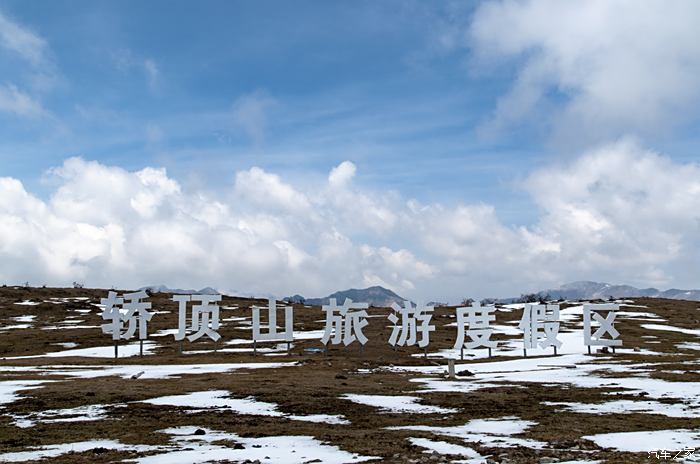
[
  {"x1": 0, "y1": 1, "x2": 537, "y2": 220},
  {"x1": 1, "y1": 1, "x2": 700, "y2": 300}
]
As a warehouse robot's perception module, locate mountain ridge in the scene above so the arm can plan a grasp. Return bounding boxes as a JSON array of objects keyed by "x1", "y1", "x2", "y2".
[
  {"x1": 524, "y1": 280, "x2": 700, "y2": 302},
  {"x1": 139, "y1": 284, "x2": 220, "y2": 295},
  {"x1": 288, "y1": 286, "x2": 406, "y2": 307}
]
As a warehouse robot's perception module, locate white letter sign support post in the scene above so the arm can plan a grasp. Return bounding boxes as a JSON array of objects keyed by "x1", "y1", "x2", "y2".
[
  {"x1": 252, "y1": 299, "x2": 294, "y2": 355},
  {"x1": 101, "y1": 291, "x2": 124, "y2": 360}
]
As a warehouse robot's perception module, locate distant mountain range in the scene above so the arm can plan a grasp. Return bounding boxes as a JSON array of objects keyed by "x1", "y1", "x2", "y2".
[
  {"x1": 139, "y1": 284, "x2": 406, "y2": 306},
  {"x1": 140, "y1": 280, "x2": 700, "y2": 305},
  {"x1": 286, "y1": 286, "x2": 406, "y2": 307},
  {"x1": 140, "y1": 284, "x2": 220, "y2": 295},
  {"x1": 525, "y1": 280, "x2": 700, "y2": 302}
]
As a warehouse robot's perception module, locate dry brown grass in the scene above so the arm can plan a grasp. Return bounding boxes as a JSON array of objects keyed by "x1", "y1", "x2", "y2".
[{"x1": 0, "y1": 287, "x2": 698, "y2": 463}]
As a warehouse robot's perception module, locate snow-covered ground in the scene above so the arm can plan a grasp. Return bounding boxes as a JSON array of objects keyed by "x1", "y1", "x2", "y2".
[
  {"x1": 409, "y1": 438, "x2": 485, "y2": 462},
  {"x1": 0, "y1": 440, "x2": 156, "y2": 462},
  {"x1": 4, "y1": 341, "x2": 158, "y2": 359},
  {"x1": 389, "y1": 417, "x2": 547, "y2": 449},
  {"x1": 132, "y1": 426, "x2": 379, "y2": 464},
  {"x1": 583, "y1": 428, "x2": 700, "y2": 453},
  {"x1": 10, "y1": 403, "x2": 117, "y2": 428},
  {"x1": 140, "y1": 390, "x2": 349, "y2": 424},
  {"x1": 0, "y1": 296, "x2": 697, "y2": 462},
  {"x1": 543, "y1": 400, "x2": 700, "y2": 418},
  {"x1": 342, "y1": 394, "x2": 457, "y2": 414}
]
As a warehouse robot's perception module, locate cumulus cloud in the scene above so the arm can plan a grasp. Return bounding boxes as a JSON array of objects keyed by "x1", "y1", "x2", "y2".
[
  {"x1": 234, "y1": 167, "x2": 312, "y2": 214},
  {"x1": 468, "y1": 0, "x2": 700, "y2": 144},
  {"x1": 328, "y1": 161, "x2": 356, "y2": 188},
  {"x1": 2, "y1": 144, "x2": 699, "y2": 300},
  {"x1": 526, "y1": 138, "x2": 700, "y2": 286}
]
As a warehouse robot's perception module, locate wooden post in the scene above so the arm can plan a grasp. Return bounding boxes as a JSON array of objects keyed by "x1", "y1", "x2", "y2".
[
  {"x1": 488, "y1": 347, "x2": 492, "y2": 358},
  {"x1": 114, "y1": 340, "x2": 118, "y2": 360},
  {"x1": 460, "y1": 347, "x2": 464, "y2": 361},
  {"x1": 447, "y1": 359, "x2": 455, "y2": 379},
  {"x1": 139, "y1": 340, "x2": 143, "y2": 357}
]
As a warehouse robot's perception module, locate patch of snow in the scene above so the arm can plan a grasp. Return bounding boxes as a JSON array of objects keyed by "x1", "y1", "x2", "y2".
[
  {"x1": 0, "y1": 440, "x2": 156, "y2": 462},
  {"x1": 500, "y1": 303, "x2": 525, "y2": 310},
  {"x1": 678, "y1": 342, "x2": 700, "y2": 351},
  {"x1": 583, "y1": 428, "x2": 700, "y2": 452},
  {"x1": 41, "y1": 325, "x2": 101, "y2": 330},
  {"x1": 151, "y1": 329, "x2": 180, "y2": 337},
  {"x1": 409, "y1": 437, "x2": 484, "y2": 460},
  {"x1": 0, "y1": 381, "x2": 46, "y2": 406},
  {"x1": 292, "y1": 329, "x2": 326, "y2": 340},
  {"x1": 616, "y1": 311, "x2": 660, "y2": 319},
  {"x1": 52, "y1": 342, "x2": 78, "y2": 349},
  {"x1": 140, "y1": 390, "x2": 348, "y2": 424},
  {"x1": 11, "y1": 404, "x2": 116, "y2": 428},
  {"x1": 131, "y1": 426, "x2": 377, "y2": 463},
  {"x1": 0, "y1": 362, "x2": 295, "y2": 380},
  {"x1": 0, "y1": 324, "x2": 31, "y2": 331},
  {"x1": 342, "y1": 394, "x2": 457, "y2": 414},
  {"x1": 641, "y1": 324, "x2": 700, "y2": 336},
  {"x1": 544, "y1": 400, "x2": 700, "y2": 418},
  {"x1": 389, "y1": 417, "x2": 546, "y2": 449},
  {"x1": 391, "y1": 354, "x2": 700, "y2": 408},
  {"x1": 5, "y1": 342, "x2": 157, "y2": 359},
  {"x1": 183, "y1": 343, "x2": 291, "y2": 355},
  {"x1": 412, "y1": 379, "x2": 516, "y2": 394}
]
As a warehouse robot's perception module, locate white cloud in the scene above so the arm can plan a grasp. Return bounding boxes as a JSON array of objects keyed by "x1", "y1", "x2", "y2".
[
  {"x1": 234, "y1": 167, "x2": 312, "y2": 215},
  {"x1": 328, "y1": 161, "x2": 356, "y2": 188},
  {"x1": 2, "y1": 145, "x2": 699, "y2": 301},
  {"x1": 0, "y1": 9, "x2": 46, "y2": 66},
  {"x1": 468, "y1": 0, "x2": 700, "y2": 143},
  {"x1": 0, "y1": 83, "x2": 47, "y2": 118},
  {"x1": 525, "y1": 138, "x2": 700, "y2": 286},
  {"x1": 0, "y1": 9, "x2": 58, "y2": 118}
]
